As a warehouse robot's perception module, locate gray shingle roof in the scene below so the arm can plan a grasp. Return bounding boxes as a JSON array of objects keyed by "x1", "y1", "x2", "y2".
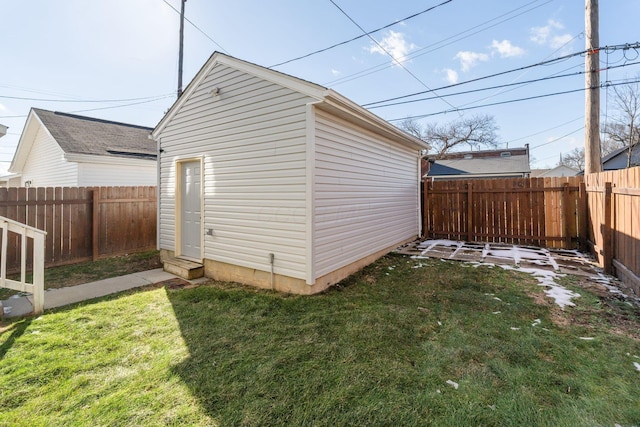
[
  {"x1": 33, "y1": 108, "x2": 155, "y2": 159},
  {"x1": 428, "y1": 150, "x2": 530, "y2": 177}
]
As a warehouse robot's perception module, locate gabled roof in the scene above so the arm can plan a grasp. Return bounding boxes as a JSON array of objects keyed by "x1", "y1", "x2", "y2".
[
  {"x1": 530, "y1": 165, "x2": 578, "y2": 177},
  {"x1": 152, "y1": 52, "x2": 428, "y2": 151},
  {"x1": 427, "y1": 147, "x2": 531, "y2": 178},
  {"x1": 602, "y1": 143, "x2": 640, "y2": 169},
  {"x1": 10, "y1": 109, "x2": 155, "y2": 173}
]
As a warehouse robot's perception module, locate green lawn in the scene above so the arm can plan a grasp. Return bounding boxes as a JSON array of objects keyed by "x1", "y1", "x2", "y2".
[{"x1": 1, "y1": 254, "x2": 639, "y2": 426}]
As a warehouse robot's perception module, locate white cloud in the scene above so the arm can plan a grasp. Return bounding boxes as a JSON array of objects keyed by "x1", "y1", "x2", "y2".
[
  {"x1": 491, "y1": 39, "x2": 525, "y2": 58},
  {"x1": 454, "y1": 51, "x2": 489, "y2": 72},
  {"x1": 0, "y1": 103, "x2": 7, "y2": 112},
  {"x1": 530, "y1": 20, "x2": 573, "y2": 50},
  {"x1": 331, "y1": 69, "x2": 341, "y2": 76},
  {"x1": 443, "y1": 68, "x2": 459, "y2": 84},
  {"x1": 368, "y1": 30, "x2": 416, "y2": 65},
  {"x1": 550, "y1": 34, "x2": 574, "y2": 50}
]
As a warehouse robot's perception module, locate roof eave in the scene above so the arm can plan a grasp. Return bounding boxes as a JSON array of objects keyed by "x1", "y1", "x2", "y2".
[{"x1": 321, "y1": 90, "x2": 429, "y2": 151}]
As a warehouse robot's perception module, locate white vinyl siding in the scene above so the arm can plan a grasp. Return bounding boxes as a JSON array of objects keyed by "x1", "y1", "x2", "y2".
[
  {"x1": 313, "y1": 109, "x2": 419, "y2": 278},
  {"x1": 21, "y1": 126, "x2": 77, "y2": 187},
  {"x1": 78, "y1": 162, "x2": 157, "y2": 186},
  {"x1": 158, "y1": 63, "x2": 315, "y2": 280}
]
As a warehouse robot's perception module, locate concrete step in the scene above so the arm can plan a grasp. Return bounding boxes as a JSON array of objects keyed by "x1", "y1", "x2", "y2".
[{"x1": 163, "y1": 257, "x2": 204, "y2": 280}]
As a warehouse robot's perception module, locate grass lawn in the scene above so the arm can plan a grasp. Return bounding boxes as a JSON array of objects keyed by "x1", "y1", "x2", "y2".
[
  {"x1": 0, "y1": 250, "x2": 161, "y2": 300},
  {"x1": 1, "y1": 254, "x2": 639, "y2": 426}
]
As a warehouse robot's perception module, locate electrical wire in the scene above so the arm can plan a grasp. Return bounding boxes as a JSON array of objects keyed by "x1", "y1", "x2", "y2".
[
  {"x1": 0, "y1": 95, "x2": 173, "y2": 119},
  {"x1": 529, "y1": 126, "x2": 584, "y2": 150},
  {"x1": 365, "y1": 43, "x2": 640, "y2": 108},
  {"x1": 269, "y1": 0, "x2": 453, "y2": 68},
  {"x1": 161, "y1": 0, "x2": 229, "y2": 53},
  {"x1": 0, "y1": 93, "x2": 174, "y2": 103},
  {"x1": 328, "y1": 0, "x2": 458, "y2": 110},
  {"x1": 325, "y1": 0, "x2": 552, "y2": 87},
  {"x1": 367, "y1": 60, "x2": 640, "y2": 109},
  {"x1": 388, "y1": 79, "x2": 640, "y2": 121}
]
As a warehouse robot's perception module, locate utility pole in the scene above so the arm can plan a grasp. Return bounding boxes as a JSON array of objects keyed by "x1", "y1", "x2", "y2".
[
  {"x1": 584, "y1": 0, "x2": 602, "y2": 174},
  {"x1": 177, "y1": 0, "x2": 187, "y2": 98}
]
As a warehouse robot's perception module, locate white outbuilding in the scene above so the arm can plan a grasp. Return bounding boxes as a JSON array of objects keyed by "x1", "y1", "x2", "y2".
[{"x1": 151, "y1": 53, "x2": 428, "y2": 294}]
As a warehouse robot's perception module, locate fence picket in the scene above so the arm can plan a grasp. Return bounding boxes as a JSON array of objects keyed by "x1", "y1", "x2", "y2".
[{"x1": 0, "y1": 186, "x2": 156, "y2": 273}]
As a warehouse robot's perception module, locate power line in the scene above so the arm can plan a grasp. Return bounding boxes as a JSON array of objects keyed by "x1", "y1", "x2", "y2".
[
  {"x1": 365, "y1": 43, "x2": 640, "y2": 108},
  {"x1": 368, "y1": 60, "x2": 640, "y2": 109},
  {"x1": 0, "y1": 95, "x2": 173, "y2": 119},
  {"x1": 506, "y1": 116, "x2": 583, "y2": 145},
  {"x1": 325, "y1": 0, "x2": 553, "y2": 87},
  {"x1": 529, "y1": 127, "x2": 584, "y2": 150},
  {"x1": 328, "y1": 0, "x2": 458, "y2": 111},
  {"x1": 161, "y1": 0, "x2": 229, "y2": 53},
  {"x1": 269, "y1": 0, "x2": 453, "y2": 68},
  {"x1": 388, "y1": 79, "x2": 640, "y2": 121},
  {"x1": 0, "y1": 93, "x2": 174, "y2": 103}
]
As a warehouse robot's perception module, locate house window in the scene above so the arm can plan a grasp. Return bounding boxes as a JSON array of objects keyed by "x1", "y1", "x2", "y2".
[
  {"x1": 500, "y1": 152, "x2": 511, "y2": 157},
  {"x1": 464, "y1": 154, "x2": 473, "y2": 159}
]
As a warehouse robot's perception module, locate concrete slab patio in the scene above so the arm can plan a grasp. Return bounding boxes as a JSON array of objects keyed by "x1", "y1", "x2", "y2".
[{"x1": 1, "y1": 269, "x2": 208, "y2": 318}]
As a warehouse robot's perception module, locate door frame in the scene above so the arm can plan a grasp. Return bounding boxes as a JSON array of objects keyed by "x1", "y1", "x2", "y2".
[{"x1": 175, "y1": 157, "x2": 204, "y2": 261}]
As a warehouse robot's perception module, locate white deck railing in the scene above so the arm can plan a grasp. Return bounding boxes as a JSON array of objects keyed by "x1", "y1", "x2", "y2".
[{"x1": 0, "y1": 216, "x2": 46, "y2": 314}]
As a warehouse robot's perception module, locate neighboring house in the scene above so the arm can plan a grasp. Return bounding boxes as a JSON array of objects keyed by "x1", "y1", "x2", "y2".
[
  {"x1": 151, "y1": 52, "x2": 428, "y2": 295},
  {"x1": 0, "y1": 124, "x2": 21, "y2": 187},
  {"x1": 425, "y1": 146, "x2": 531, "y2": 180},
  {"x1": 602, "y1": 144, "x2": 640, "y2": 170},
  {"x1": 0, "y1": 173, "x2": 22, "y2": 187},
  {"x1": 8, "y1": 108, "x2": 157, "y2": 187},
  {"x1": 530, "y1": 165, "x2": 578, "y2": 177}
]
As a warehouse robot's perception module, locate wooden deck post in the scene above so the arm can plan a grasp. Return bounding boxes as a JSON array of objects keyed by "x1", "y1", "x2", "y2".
[{"x1": 32, "y1": 232, "x2": 45, "y2": 314}]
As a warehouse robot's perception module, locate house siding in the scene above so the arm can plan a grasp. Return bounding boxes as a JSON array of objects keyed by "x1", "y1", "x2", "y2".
[
  {"x1": 21, "y1": 126, "x2": 77, "y2": 186},
  {"x1": 158, "y1": 63, "x2": 316, "y2": 280},
  {"x1": 78, "y1": 162, "x2": 157, "y2": 186},
  {"x1": 313, "y1": 109, "x2": 419, "y2": 278}
]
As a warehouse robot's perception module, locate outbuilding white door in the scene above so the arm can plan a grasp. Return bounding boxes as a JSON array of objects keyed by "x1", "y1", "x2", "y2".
[{"x1": 179, "y1": 160, "x2": 201, "y2": 260}]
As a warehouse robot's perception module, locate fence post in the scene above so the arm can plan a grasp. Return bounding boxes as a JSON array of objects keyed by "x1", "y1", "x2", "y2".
[
  {"x1": 603, "y1": 182, "x2": 613, "y2": 274},
  {"x1": 578, "y1": 181, "x2": 588, "y2": 251},
  {"x1": 423, "y1": 180, "x2": 430, "y2": 238},
  {"x1": 562, "y1": 182, "x2": 572, "y2": 248},
  {"x1": 467, "y1": 182, "x2": 473, "y2": 242},
  {"x1": 92, "y1": 187, "x2": 100, "y2": 260}
]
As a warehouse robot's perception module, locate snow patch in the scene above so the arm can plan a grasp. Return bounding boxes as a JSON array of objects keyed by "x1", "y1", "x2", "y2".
[
  {"x1": 446, "y1": 380, "x2": 459, "y2": 389},
  {"x1": 510, "y1": 327, "x2": 520, "y2": 331},
  {"x1": 634, "y1": 362, "x2": 640, "y2": 372},
  {"x1": 532, "y1": 319, "x2": 541, "y2": 327},
  {"x1": 499, "y1": 265, "x2": 579, "y2": 309},
  {"x1": 579, "y1": 337, "x2": 595, "y2": 341}
]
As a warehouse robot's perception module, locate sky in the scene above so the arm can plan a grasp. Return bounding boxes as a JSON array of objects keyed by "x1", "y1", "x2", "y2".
[{"x1": 1, "y1": 0, "x2": 639, "y2": 175}]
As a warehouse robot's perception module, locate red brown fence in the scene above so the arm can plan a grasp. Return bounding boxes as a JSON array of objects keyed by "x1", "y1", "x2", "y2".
[
  {"x1": 0, "y1": 186, "x2": 156, "y2": 272},
  {"x1": 423, "y1": 177, "x2": 585, "y2": 249},
  {"x1": 585, "y1": 167, "x2": 640, "y2": 293}
]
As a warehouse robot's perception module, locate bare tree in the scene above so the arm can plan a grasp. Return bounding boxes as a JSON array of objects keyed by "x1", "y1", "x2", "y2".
[
  {"x1": 558, "y1": 147, "x2": 585, "y2": 171},
  {"x1": 399, "y1": 114, "x2": 499, "y2": 159},
  {"x1": 604, "y1": 80, "x2": 640, "y2": 167}
]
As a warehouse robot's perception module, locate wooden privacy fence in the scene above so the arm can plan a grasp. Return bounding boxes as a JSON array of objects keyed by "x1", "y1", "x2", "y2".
[
  {"x1": 423, "y1": 177, "x2": 585, "y2": 250},
  {"x1": 0, "y1": 186, "x2": 156, "y2": 273},
  {"x1": 585, "y1": 167, "x2": 640, "y2": 293}
]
